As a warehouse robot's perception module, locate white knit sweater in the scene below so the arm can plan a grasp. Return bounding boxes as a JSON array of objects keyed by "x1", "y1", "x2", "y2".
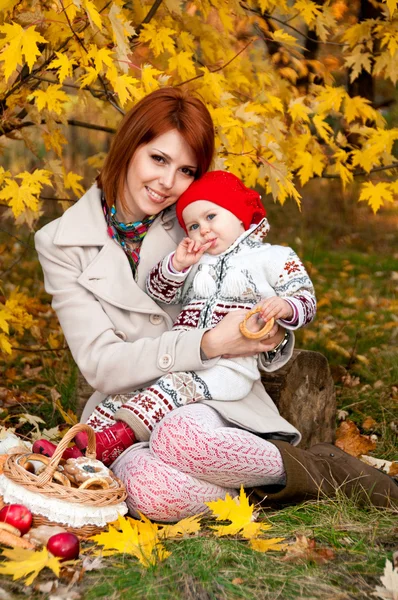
[{"x1": 146, "y1": 219, "x2": 316, "y2": 332}]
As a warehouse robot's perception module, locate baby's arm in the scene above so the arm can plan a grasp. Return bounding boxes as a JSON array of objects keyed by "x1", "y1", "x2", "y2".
[{"x1": 258, "y1": 246, "x2": 316, "y2": 330}]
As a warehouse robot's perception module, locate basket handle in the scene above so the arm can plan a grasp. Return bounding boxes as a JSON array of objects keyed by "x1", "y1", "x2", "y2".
[{"x1": 35, "y1": 423, "x2": 97, "y2": 486}]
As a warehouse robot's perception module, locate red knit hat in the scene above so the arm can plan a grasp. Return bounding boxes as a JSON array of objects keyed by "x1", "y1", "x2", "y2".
[{"x1": 176, "y1": 170, "x2": 266, "y2": 232}]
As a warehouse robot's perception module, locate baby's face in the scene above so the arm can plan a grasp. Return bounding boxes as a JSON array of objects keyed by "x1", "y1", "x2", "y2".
[{"x1": 182, "y1": 200, "x2": 245, "y2": 254}]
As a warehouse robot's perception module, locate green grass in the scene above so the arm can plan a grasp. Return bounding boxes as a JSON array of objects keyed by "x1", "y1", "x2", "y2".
[{"x1": 79, "y1": 502, "x2": 396, "y2": 600}]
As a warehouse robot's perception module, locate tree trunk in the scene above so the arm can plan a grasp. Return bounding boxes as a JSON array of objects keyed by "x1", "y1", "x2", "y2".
[{"x1": 261, "y1": 349, "x2": 336, "y2": 449}]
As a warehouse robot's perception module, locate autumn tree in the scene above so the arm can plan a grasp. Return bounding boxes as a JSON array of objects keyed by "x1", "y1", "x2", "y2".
[{"x1": 0, "y1": 0, "x2": 397, "y2": 353}]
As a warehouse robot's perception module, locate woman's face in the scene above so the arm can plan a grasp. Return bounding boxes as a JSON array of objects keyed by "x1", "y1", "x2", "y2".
[{"x1": 121, "y1": 129, "x2": 198, "y2": 222}]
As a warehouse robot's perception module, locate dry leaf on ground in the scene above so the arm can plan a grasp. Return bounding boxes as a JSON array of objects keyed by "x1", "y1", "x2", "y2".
[
  {"x1": 373, "y1": 559, "x2": 398, "y2": 600},
  {"x1": 335, "y1": 419, "x2": 376, "y2": 457},
  {"x1": 0, "y1": 547, "x2": 61, "y2": 586},
  {"x1": 205, "y1": 486, "x2": 271, "y2": 539},
  {"x1": 362, "y1": 416, "x2": 377, "y2": 430},
  {"x1": 249, "y1": 537, "x2": 288, "y2": 553},
  {"x1": 282, "y1": 535, "x2": 335, "y2": 565}
]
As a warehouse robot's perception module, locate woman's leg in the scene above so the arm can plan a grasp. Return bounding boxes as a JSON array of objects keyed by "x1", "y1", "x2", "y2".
[
  {"x1": 150, "y1": 404, "x2": 286, "y2": 488},
  {"x1": 112, "y1": 445, "x2": 236, "y2": 522}
]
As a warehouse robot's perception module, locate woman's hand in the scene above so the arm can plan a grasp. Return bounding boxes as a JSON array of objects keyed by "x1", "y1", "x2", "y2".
[
  {"x1": 201, "y1": 309, "x2": 285, "y2": 359},
  {"x1": 172, "y1": 238, "x2": 213, "y2": 272}
]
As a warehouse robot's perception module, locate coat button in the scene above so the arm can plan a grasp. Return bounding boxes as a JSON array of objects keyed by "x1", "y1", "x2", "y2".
[
  {"x1": 159, "y1": 354, "x2": 172, "y2": 369},
  {"x1": 115, "y1": 330, "x2": 127, "y2": 341},
  {"x1": 163, "y1": 220, "x2": 173, "y2": 230},
  {"x1": 150, "y1": 314, "x2": 163, "y2": 325}
]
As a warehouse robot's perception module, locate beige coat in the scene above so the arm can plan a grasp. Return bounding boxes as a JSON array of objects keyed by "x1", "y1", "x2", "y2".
[{"x1": 35, "y1": 185, "x2": 301, "y2": 444}]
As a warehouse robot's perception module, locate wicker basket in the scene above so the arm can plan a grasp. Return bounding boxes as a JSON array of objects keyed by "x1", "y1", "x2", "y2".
[{"x1": 0, "y1": 424, "x2": 128, "y2": 537}]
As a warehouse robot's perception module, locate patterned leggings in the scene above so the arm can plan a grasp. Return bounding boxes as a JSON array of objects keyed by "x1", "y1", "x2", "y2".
[{"x1": 111, "y1": 404, "x2": 286, "y2": 522}]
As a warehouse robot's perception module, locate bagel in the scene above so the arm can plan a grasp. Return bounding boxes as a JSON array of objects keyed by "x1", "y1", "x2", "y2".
[
  {"x1": 239, "y1": 307, "x2": 275, "y2": 340},
  {"x1": 79, "y1": 477, "x2": 110, "y2": 490}
]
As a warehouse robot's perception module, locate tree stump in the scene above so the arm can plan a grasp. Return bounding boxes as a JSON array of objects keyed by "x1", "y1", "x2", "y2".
[
  {"x1": 261, "y1": 349, "x2": 336, "y2": 449},
  {"x1": 76, "y1": 349, "x2": 336, "y2": 449}
]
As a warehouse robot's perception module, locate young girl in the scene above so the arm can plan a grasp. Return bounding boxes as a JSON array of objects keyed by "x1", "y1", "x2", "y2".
[{"x1": 44, "y1": 171, "x2": 316, "y2": 463}]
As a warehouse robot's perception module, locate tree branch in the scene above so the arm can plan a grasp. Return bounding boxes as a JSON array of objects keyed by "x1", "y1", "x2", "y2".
[
  {"x1": 176, "y1": 39, "x2": 256, "y2": 87},
  {"x1": 321, "y1": 162, "x2": 398, "y2": 179},
  {"x1": 11, "y1": 346, "x2": 68, "y2": 353},
  {"x1": 134, "y1": 0, "x2": 163, "y2": 37},
  {"x1": 0, "y1": 118, "x2": 116, "y2": 136}
]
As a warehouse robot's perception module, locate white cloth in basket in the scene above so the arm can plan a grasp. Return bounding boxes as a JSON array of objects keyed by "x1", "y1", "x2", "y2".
[{"x1": 0, "y1": 475, "x2": 128, "y2": 528}]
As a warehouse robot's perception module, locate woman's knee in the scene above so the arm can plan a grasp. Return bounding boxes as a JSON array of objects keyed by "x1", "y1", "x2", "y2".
[{"x1": 112, "y1": 447, "x2": 202, "y2": 522}]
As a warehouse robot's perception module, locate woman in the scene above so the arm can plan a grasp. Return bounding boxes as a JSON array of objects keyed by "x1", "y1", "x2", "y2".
[{"x1": 35, "y1": 88, "x2": 397, "y2": 521}]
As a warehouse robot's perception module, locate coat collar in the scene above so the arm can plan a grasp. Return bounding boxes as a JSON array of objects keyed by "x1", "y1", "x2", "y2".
[{"x1": 52, "y1": 185, "x2": 182, "y2": 312}]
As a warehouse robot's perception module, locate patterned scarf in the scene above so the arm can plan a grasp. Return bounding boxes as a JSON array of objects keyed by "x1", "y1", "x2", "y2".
[{"x1": 101, "y1": 193, "x2": 156, "y2": 277}]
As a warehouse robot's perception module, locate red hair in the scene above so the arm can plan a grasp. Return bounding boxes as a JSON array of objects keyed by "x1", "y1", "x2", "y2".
[{"x1": 97, "y1": 87, "x2": 215, "y2": 209}]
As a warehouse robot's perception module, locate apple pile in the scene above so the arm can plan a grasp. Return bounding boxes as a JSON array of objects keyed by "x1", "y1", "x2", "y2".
[{"x1": 0, "y1": 503, "x2": 80, "y2": 559}]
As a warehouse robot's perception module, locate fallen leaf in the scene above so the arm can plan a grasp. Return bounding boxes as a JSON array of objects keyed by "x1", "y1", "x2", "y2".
[
  {"x1": 81, "y1": 556, "x2": 106, "y2": 571},
  {"x1": 389, "y1": 463, "x2": 398, "y2": 477},
  {"x1": 282, "y1": 535, "x2": 335, "y2": 564},
  {"x1": 337, "y1": 410, "x2": 349, "y2": 421},
  {"x1": 373, "y1": 559, "x2": 398, "y2": 600},
  {"x1": 359, "y1": 455, "x2": 395, "y2": 474},
  {"x1": 362, "y1": 417, "x2": 377, "y2": 430},
  {"x1": 158, "y1": 515, "x2": 202, "y2": 539},
  {"x1": 0, "y1": 547, "x2": 61, "y2": 586},
  {"x1": 342, "y1": 374, "x2": 361, "y2": 388},
  {"x1": 335, "y1": 420, "x2": 377, "y2": 457},
  {"x1": 249, "y1": 537, "x2": 288, "y2": 553},
  {"x1": 205, "y1": 486, "x2": 271, "y2": 539},
  {"x1": 90, "y1": 515, "x2": 170, "y2": 567}
]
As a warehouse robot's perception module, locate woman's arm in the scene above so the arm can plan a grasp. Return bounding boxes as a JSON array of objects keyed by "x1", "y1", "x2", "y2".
[{"x1": 35, "y1": 229, "x2": 217, "y2": 396}]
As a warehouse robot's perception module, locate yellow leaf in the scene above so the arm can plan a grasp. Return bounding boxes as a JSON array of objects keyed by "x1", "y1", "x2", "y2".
[
  {"x1": 168, "y1": 51, "x2": 196, "y2": 80},
  {"x1": 343, "y1": 96, "x2": 379, "y2": 124},
  {"x1": 91, "y1": 515, "x2": 170, "y2": 567},
  {"x1": 79, "y1": 67, "x2": 98, "y2": 88},
  {"x1": 83, "y1": 0, "x2": 102, "y2": 30},
  {"x1": 29, "y1": 85, "x2": 69, "y2": 115},
  {"x1": 48, "y1": 52, "x2": 76, "y2": 84},
  {"x1": 271, "y1": 29, "x2": 304, "y2": 50},
  {"x1": 139, "y1": 24, "x2": 176, "y2": 56},
  {"x1": 42, "y1": 128, "x2": 68, "y2": 157},
  {"x1": 383, "y1": 0, "x2": 398, "y2": 18},
  {"x1": 0, "y1": 332, "x2": 12, "y2": 355},
  {"x1": 295, "y1": 0, "x2": 322, "y2": 27},
  {"x1": 344, "y1": 50, "x2": 372, "y2": 82},
  {"x1": 0, "y1": 22, "x2": 47, "y2": 81},
  {"x1": 313, "y1": 115, "x2": 334, "y2": 142},
  {"x1": 108, "y1": 3, "x2": 136, "y2": 73},
  {"x1": 0, "y1": 309, "x2": 9, "y2": 334},
  {"x1": 158, "y1": 515, "x2": 202, "y2": 539},
  {"x1": 315, "y1": 86, "x2": 346, "y2": 115},
  {"x1": 140, "y1": 64, "x2": 163, "y2": 94},
  {"x1": 0, "y1": 170, "x2": 51, "y2": 218},
  {"x1": 358, "y1": 181, "x2": 394, "y2": 213},
  {"x1": 205, "y1": 486, "x2": 271, "y2": 538},
  {"x1": 288, "y1": 98, "x2": 311, "y2": 123},
  {"x1": 249, "y1": 537, "x2": 288, "y2": 553},
  {"x1": 111, "y1": 74, "x2": 140, "y2": 107},
  {"x1": 0, "y1": 547, "x2": 61, "y2": 586},
  {"x1": 64, "y1": 171, "x2": 85, "y2": 197}
]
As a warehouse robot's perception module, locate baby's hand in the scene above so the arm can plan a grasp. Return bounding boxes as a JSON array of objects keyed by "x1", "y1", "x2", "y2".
[
  {"x1": 259, "y1": 296, "x2": 293, "y2": 322},
  {"x1": 172, "y1": 238, "x2": 213, "y2": 272}
]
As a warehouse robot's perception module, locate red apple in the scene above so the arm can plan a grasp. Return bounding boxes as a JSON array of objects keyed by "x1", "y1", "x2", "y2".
[
  {"x1": 0, "y1": 504, "x2": 33, "y2": 535},
  {"x1": 47, "y1": 532, "x2": 80, "y2": 561}
]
